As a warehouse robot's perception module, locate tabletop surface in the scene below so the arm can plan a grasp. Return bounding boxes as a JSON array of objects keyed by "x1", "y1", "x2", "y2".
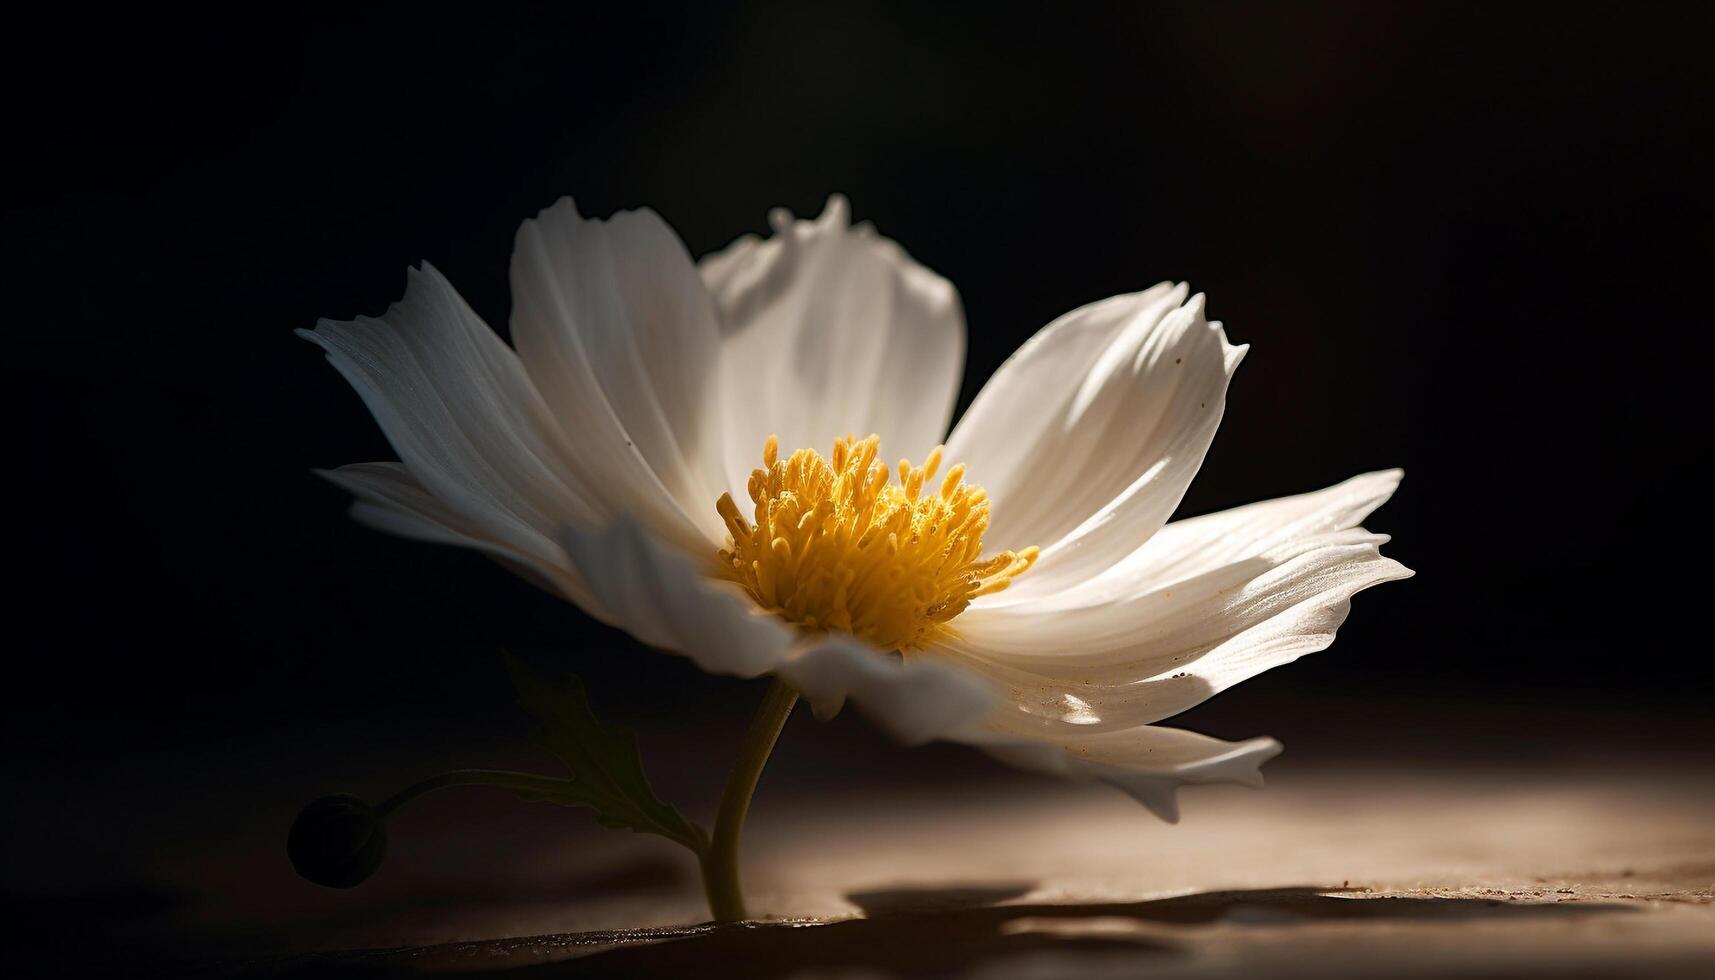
[{"x1": 14, "y1": 699, "x2": 1714, "y2": 978}]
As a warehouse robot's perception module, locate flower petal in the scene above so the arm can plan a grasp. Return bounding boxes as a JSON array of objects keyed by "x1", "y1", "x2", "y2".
[
  {"x1": 947, "y1": 285, "x2": 1243, "y2": 600},
  {"x1": 511, "y1": 199, "x2": 730, "y2": 550},
  {"x1": 318, "y1": 461, "x2": 603, "y2": 613},
  {"x1": 557, "y1": 518, "x2": 795, "y2": 679},
  {"x1": 778, "y1": 634, "x2": 996, "y2": 745},
  {"x1": 955, "y1": 724, "x2": 1282, "y2": 823},
  {"x1": 973, "y1": 469, "x2": 1406, "y2": 626},
  {"x1": 933, "y1": 534, "x2": 1412, "y2": 735},
  {"x1": 700, "y1": 195, "x2": 965, "y2": 499},
  {"x1": 297, "y1": 264, "x2": 611, "y2": 550},
  {"x1": 1070, "y1": 468, "x2": 1406, "y2": 605},
  {"x1": 934, "y1": 472, "x2": 1408, "y2": 735}
]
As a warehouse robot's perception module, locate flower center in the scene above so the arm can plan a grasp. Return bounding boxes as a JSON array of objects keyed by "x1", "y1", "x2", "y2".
[{"x1": 715, "y1": 434, "x2": 1038, "y2": 650}]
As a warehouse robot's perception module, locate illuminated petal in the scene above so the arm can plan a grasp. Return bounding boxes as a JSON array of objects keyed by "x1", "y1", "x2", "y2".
[
  {"x1": 955, "y1": 724, "x2": 1282, "y2": 823},
  {"x1": 511, "y1": 199, "x2": 730, "y2": 551},
  {"x1": 948, "y1": 285, "x2": 1243, "y2": 600},
  {"x1": 932, "y1": 534, "x2": 1412, "y2": 735},
  {"x1": 972, "y1": 469, "x2": 1405, "y2": 618},
  {"x1": 1066, "y1": 468, "x2": 1405, "y2": 605},
  {"x1": 298, "y1": 264, "x2": 610, "y2": 551},
  {"x1": 701, "y1": 195, "x2": 965, "y2": 501}
]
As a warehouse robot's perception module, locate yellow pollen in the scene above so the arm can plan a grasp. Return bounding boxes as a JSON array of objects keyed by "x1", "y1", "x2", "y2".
[{"x1": 715, "y1": 435, "x2": 1038, "y2": 650}]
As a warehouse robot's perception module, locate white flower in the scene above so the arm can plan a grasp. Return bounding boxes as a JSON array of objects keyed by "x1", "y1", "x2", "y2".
[{"x1": 302, "y1": 195, "x2": 1411, "y2": 822}]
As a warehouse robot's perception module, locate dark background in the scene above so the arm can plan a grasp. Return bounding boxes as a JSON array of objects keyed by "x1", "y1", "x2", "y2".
[{"x1": 6, "y1": 0, "x2": 1711, "y2": 886}]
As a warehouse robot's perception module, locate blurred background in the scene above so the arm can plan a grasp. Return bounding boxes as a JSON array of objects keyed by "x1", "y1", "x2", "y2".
[{"x1": 5, "y1": 1, "x2": 1712, "y2": 973}]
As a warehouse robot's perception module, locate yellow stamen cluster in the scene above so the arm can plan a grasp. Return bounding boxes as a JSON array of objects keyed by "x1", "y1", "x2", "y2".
[{"x1": 715, "y1": 434, "x2": 1038, "y2": 650}]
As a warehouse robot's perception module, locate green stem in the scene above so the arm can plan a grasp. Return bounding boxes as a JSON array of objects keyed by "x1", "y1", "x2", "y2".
[
  {"x1": 376, "y1": 768, "x2": 575, "y2": 817},
  {"x1": 700, "y1": 678, "x2": 799, "y2": 922}
]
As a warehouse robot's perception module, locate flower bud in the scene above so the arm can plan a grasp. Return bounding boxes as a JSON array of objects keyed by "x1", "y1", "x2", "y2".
[{"x1": 287, "y1": 794, "x2": 386, "y2": 888}]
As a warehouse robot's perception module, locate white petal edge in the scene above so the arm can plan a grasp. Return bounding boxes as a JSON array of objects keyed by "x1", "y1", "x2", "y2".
[
  {"x1": 932, "y1": 538, "x2": 1413, "y2": 735},
  {"x1": 778, "y1": 634, "x2": 997, "y2": 746},
  {"x1": 931, "y1": 469, "x2": 1410, "y2": 736},
  {"x1": 948, "y1": 286, "x2": 1244, "y2": 600},
  {"x1": 953, "y1": 724, "x2": 1283, "y2": 823},
  {"x1": 1076, "y1": 469, "x2": 1407, "y2": 604},
  {"x1": 959, "y1": 469, "x2": 1407, "y2": 647},
  {"x1": 318, "y1": 461, "x2": 606, "y2": 616},
  {"x1": 701, "y1": 195, "x2": 966, "y2": 501},
  {"x1": 511, "y1": 200, "x2": 731, "y2": 551},
  {"x1": 297, "y1": 264, "x2": 613, "y2": 555}
]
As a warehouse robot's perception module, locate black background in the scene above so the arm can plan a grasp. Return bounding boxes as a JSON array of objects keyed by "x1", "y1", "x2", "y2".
[{"x1": 7, "y1": 1, "x2": 1711, "y2": 792}]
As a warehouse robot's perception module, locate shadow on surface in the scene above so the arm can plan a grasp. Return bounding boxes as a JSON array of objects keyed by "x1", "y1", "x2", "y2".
[
  {"x1": 270, "y1": 885, "x2": 1637, "y2": 978},
  {"x1": 301, "y1": 853, "x2": 689, "y2": 931}
]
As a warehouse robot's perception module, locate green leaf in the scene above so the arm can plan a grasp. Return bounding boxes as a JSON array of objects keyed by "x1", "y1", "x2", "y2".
[{"x1": 502, "y1": 652, "x2": 707, "y2": 853}]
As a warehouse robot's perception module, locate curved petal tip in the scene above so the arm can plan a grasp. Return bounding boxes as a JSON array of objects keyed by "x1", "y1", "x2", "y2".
[{"x1": 778, "y1": 637, "x2": 998, "y2": 745}]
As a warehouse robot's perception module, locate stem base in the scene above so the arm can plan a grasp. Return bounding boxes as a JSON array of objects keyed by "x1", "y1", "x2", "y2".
[{"x1": 701, "y1": 678, "x2": 799, "y2": 922}]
